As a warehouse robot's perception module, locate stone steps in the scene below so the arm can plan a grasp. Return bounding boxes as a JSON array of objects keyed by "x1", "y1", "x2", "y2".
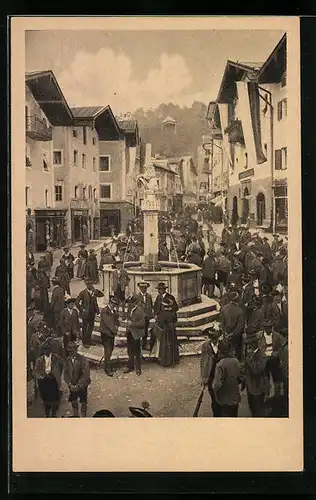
[{"x1": 78, "y1": 339, "x2": 204, "y2": 366}]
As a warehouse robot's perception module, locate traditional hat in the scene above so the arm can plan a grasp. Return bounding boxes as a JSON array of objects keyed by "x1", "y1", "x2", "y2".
[
  {"x1": 65, "y1": 296, "x2": 76, "y2": 305},
  {"x1": 227, "y1": 290, "x2": 240, "y2": 302},
  {"x1": 84, "y1": 277, "x2": 94, "y2": 284},
  {"x1": 262, "y1": 236, "x2": 269, "y2": 241},
  {"x1": 93, "y1": 409, "x2": 115, "y2": 418},
  {"x1": 129, "y1": 406, "x2": 152, "y2": 418},
  {"x1": 109, "y1": 295, "x2": 119, "y2": 305},
  {"x1": 137, "y1": 281, "x2": 150, "y2": 288},
  {"x1": 156, "y1": 282, "x2": 168, "y2": 289},
  {"x1": 262, "y1": 317, "x2": 274, "y2": 328},
  {"x1": 261, "y1": 283, "x2": 272, "y2": 295}
]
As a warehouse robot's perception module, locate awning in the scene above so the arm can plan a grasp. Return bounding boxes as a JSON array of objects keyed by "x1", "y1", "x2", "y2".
[{"x1": 210, "y1": 195, "x2": 227, "y2": 207}]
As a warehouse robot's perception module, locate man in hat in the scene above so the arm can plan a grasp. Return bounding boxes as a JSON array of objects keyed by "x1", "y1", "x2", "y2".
[
  {"x1": 260, "y1": 283, "x2": 281, "y2": 331},
  {"x1": 242, "y1": 267, "x2": 261, "y2": 317},
  {"x1": 243, "y1": 330, "x2": 269, "y2": 417},
  {"x1": 86, "y1": 248, "x2": 99, "y2": 283},
  {"x1": 200, "y1": 322, "x2": 224, "y2": 417},
  {"x1": 220, "y1": 290, "x2": 245, "y2": 361},
  {"x1": 76, "y1": 244, "x2": 88, "y2": 279},
  {"x1": 272, "y1": 287, "x2": 288, "y2": 336},
  {"x1": 55, "y1": 258, "x2": 71, "y2": 295},
  {"x1": 258, "y1": 255, "x2": 274, "y2": 288},
  {"x1": 202, "y1": 249, "x2": 217, "y2": 297},
  {"x1": 112, "y1": 260, "x2": 130, "y2": 318},
  {"x1": 124, "y1": 294, "x2": 146, "y2": 375},
  {"x1": 99, "y1": 295, "x2": 120, "y2": 376},
  {"x1": 76, "y1": 278, "x2": 103, "y2": 348},
  {"x1": 61, "y1": 247, "x2": 75, "y2": 280},
  {"x1": 63, "y1": 340, "x2": 91, "y2": 417},
  {"x1": 60, "y1": 296, "x2": 80, "y2": 351},
  {"x1": 99, "y1": 245, "x2": 116, "y2": 271},
  {"x1": 136, "y1": 282, "x2": 154, "y2": 350},
  {"x1": 212, "y1": 338, "x2": 243, "y2": 417},
  {"x1": 50, "y1": 277, "x2": 65, "y2": 337},
  {"x1": 262, "y1": 236, "x2": 273, "y2": 263},
  {"x1": 271, "y1": 234, "x2": 282, "y2": 255},
  {"x1": 33, "y1": 336, "x2": 64, "y2": 417},
  {"x1": 215, "y1": 250, "x2": 231, "y2": 297}
]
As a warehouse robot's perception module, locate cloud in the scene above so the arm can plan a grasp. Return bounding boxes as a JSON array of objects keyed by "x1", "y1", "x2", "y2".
[{"x1": 58, "y1": 47, "x2": 209, "y2": 114}]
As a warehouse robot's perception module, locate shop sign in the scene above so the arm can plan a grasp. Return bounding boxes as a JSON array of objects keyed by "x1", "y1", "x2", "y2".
[
  {"x1": 70, "y1": 199, "x2": 89, "y2": 210},
  {"x1": 239, "y1": 168, "x2": 254, "y2": 180}
]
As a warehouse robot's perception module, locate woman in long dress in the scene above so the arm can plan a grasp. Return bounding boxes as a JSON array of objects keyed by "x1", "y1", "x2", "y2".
[
  {"x1": 76, "y1": 245, "x2": 88, "y2": 279},
  {"x1": 153, "y1": 283, "x2": 180, "y2": 367},
  {"x1": 86, "y1": 249, "x2": 99, "y2": 283}
]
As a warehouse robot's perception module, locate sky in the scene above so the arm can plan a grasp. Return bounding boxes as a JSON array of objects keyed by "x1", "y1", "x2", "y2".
[{"x1": 25, "y1": 30, "x2": 284, "y2": 115}]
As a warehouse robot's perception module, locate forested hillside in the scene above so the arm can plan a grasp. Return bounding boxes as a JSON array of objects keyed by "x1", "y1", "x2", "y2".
[{"x1": 133, "y1": 101, "x2": 209, "y2": 160}]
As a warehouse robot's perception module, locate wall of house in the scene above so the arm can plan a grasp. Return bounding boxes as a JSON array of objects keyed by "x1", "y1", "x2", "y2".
[
  {"x1": 99, "y1": 140, "x2": 125, "y2": 202},
  {"x1": 25, "y1": 86, "x2": 54, "y2": 211}
]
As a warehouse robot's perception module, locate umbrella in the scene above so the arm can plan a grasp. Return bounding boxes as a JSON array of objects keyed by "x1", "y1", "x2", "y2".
[{"x1": 193, "y1": 387, "x2": 206, "y2": 417}]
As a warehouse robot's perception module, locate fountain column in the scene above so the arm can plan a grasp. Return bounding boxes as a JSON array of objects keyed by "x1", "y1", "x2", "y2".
[{"x1": 141, "y1": 190, "x2": 161, "y2": 272}]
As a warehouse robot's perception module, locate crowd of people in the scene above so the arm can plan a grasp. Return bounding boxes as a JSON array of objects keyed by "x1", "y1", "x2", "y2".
[{"x1": 26, "y1": 208, "x2": 289, "y2": 418}]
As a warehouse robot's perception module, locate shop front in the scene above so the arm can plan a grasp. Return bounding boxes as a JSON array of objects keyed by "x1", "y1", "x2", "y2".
[
  {"x1": 34, "y1": 209, "x2": 67, "y2": 251},
  {"x1": 274, "y1": 179, "x2": 288, "y2": 233},
  {"x1": 71, "y1": 209, "x2": 89, "y2": 243}
]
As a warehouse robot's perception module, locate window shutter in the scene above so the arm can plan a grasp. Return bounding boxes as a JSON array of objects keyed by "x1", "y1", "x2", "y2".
[
  {"x1": 277, "y1": 101, "x2": 282, "y2": 120},
  {"x1": 275, "y1": 149, "x2": 282, "y2": 170}
]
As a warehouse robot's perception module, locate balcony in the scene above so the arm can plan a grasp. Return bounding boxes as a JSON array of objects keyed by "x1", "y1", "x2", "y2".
[
  {"x1": 26, "y1": 115, "x2": 53, "y2": 141},
  {"x1": 224, "y1": 119, "x2": 245, "y2": 145}
]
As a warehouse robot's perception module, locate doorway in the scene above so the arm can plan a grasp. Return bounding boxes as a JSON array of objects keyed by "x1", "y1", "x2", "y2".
[
  {"x1": 100, "y1": 210, "x2": 120, "y2": 237},
  {"x1": 256, "y1": 192, "x2": 266, "y2": 226},
  {"x1": 242, "y1": 187, "x2": 250, "y2": 224},
  {"x1": 35, "y1": 219, "x2": 47, "y2": 252},
  {"x1": 74, "y1": 216, "x2": 81, "y2": 241}
]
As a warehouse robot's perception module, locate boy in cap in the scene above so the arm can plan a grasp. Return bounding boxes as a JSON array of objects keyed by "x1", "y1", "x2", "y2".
[
  {"x1": 63, "y1": 340, "x2": 91, "y2": 417},
  {"x1": 60, "y1": 296, "x2": 80, "y2": 351},
  {"x1": 136, "y1": 281, "x2": 154, "y2": 350},
  {"x1": 99, "y1": 295, "x2": 120, "y2": 376}
]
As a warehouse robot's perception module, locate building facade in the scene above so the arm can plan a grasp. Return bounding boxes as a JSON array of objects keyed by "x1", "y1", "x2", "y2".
[
  {"x1": 179, "y1": 156, "x2": 198, "y2": 206},
  {"x1": 25, "y1": 71, "x2": 73, "y2": 252}
]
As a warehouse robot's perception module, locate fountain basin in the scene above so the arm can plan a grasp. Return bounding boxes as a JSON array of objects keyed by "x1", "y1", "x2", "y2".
[{"x1": 102, "y1": 261, "x2": 202, "y2": 307}]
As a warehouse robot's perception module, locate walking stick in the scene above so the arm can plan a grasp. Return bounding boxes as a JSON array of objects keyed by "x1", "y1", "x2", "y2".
[{"x1": 193, "y1": 386, "x2": 205, "y2": 417}]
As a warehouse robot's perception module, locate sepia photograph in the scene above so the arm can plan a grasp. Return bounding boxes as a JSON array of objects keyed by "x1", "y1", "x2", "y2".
[{"x1": 11, "y1": 16, "x2": 302, "y2": 472}]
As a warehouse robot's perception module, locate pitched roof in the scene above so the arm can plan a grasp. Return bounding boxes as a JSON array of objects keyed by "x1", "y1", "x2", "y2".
[
  {"x1": 162, "y1": 115, "x2": 176, "y2": 124},
  {"x1": 116, "y1": 118, "x2": 137, "y2": 132},
  {"x1": 216, "y1": 60, "x2": 262, "y2": 104},
  {"x1": 71, "y1": 106, "x2": 106, "y2": 118},
  {"x1": 258, "y1": 34, "x2": 286, "y2": 83}
]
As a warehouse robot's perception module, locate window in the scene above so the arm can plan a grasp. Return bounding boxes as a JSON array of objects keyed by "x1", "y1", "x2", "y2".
[
  {"x1": 43, "y1": 157, "x2": 48, "y2": 171},
  {"x1": 53, "y1": 151, "x2": 62, "y2": 165},
  {"x1": 25, "y1": 187, "x2": 30, "y2": 206},
  {"x1": 26, "y1": 144, "x2": 31, "y2": 167},
  {"x1": 275, "y1": 147, "x2": 287, "y2": 170},
  {"x1": 93, "y1": 157, "x2": 96, "y2": 171},
  {"x1": 73, "y1": 129, "x2": 77, "y2": 138},
  {"x1": 100, "y1": 184, "x2": 111, "y2": 199},
  {"x1": 281, "y1": 71, "x2": 286, "y2": 88},
  {"x1": 99, "y1": 155, "x2": 110, "y2": 171},
  {"x1": 83, "y1": 126, "x2": 87, "y2": 145},
  {"x1": 55, "y1": 185, "x2": 62, "y2": 201},
  {"x1": 82, "y1": 153, "x2": 86, "y2": 168},
  {"x1": 93, "y1": 188, "x2": 97, "y2": 201},
  {"x1": 45, "y1": 189, "x2": 49, "y2": 206},
  {"x1": 88, "y1": 186, "x2": 92, "y2": 200},
  {"x1": 244, "y1": 152, "x2": 248, "y2": 169},
  {"x1": 74, "y1": 150, "x2": 78, "y2": 166},
  {"x1": 277, "y1": 99, "x2": 287, "y2": 121},
  {"x1": 92, "y1": 137, "x2": 96, "y2": 145},
  {"x1": 83, "y1": 187, "x2": 87, "y2": 199},
  {"x1": 74, "y1": 186, "x2": 78, "y2": 198}
]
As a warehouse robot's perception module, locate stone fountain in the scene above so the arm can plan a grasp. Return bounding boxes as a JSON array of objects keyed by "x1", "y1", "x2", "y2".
[{"x1": 79, "y1": 163, "x2": 220, "y2": 364}]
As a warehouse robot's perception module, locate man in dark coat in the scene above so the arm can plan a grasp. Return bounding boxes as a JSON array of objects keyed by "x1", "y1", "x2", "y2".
[
  {"x1": 55, "y1": 259, "x2": 71, "y2": 295},
  {"x1": 262, "y1": 236, "x2": 273, "y2": 262},
  {"x1": 271, "y1": 234, "x2": 282, "y2": 255},
  {"x1": 136, "y1": 281, "x2": 154, "y2": 350},
  {"x1": 63, "y1": 341, "x2": 91, "y2": 417},
  {"x1": 62, "y1": 247, "x2": 75, "y2": 280},
  {"x1": 202, "y1": 249, "x2": 216, "y2": 297},
  {"x1": 99, "y1": 296, "x2": 120, "y2": 376},
  {"x1": 112, "y1": 260, "x2": 130, "y2": 318},
  {"x1": 243, "y1": 331, "x2": 269, "y2": 417},
  {"x1": 272, "y1": 289, "x2": 288, "y2": 336},
  {"x1": 50, "y1": 277, "x2": 65, "y2": 336},
  {"x1": 60, "y1": 297, "x2": 80, "y2": 350},
  {"x1": 200, "y1": 322, "x2": 224, "y2": 417},
  {"x1": 258, "y1": 256, "x2": 274, "y2": 288},
  {"x1": 76, "y1": 278, "x2": 103, "y2": 348},
  {"x1": 220, "y1": 290, "x2": 245, "y2": 361},
  {"x1": 124, "y1": 294, "x2": 146, "y2": 375},
  {"x1": 242, "y1": 268, "x2": 261, "y2": 319}
]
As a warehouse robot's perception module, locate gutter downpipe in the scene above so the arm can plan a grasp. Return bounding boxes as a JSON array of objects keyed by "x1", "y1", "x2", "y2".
[{"x1": 258, "y1": 86, "x2": 274, "y2": 233}]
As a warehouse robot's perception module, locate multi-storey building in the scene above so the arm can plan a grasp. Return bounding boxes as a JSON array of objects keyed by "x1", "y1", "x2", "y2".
[
  {"x1": 257, "y1": 34, "x2": 287, "y2": 232},
  {"x1": 179, "y1": 156, "x2": 198, "y2": 206},
  {"x1": 25, "y1": 71, "x2": 73, "y2": 251}
]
